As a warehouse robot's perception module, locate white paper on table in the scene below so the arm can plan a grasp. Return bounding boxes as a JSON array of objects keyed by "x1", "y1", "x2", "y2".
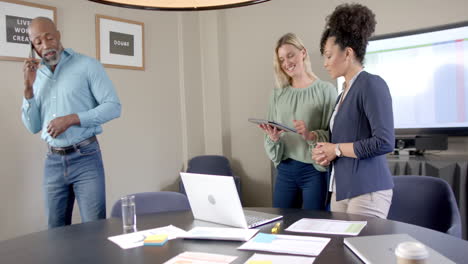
[
  {"x1": 238, "y1": 233, "x2": 330, "y2": 256},
  {"x1": 163, "y1": 251, "x2": 237, "y2": 264},
  {"x1": 107, "y1": 225, "x2": 188, "y2": 249},
  {"x1": 181, "y1": 227, "x2": 259, "y2": 241},
  {"x1": 243, "y1": 253, "x2": 315, "y2": 264},
  {"x1": 285, "y1": 218, "x2": 367, "y2": 236}
]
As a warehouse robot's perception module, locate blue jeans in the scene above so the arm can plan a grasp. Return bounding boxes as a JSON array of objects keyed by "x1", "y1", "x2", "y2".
[
  {"x1": 43, "y1": 141, "x2": 106, "y2": 228},
  {"x1": 273, "y1": 159, "x2": 327, "y2": 210}
]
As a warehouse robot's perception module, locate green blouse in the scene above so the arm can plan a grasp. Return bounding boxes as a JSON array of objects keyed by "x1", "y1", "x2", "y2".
[{"x1": 264, "y1": 80, "x2": 337, "y2": 171}]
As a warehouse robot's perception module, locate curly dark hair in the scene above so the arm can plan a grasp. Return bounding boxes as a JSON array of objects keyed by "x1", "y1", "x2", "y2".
[{"x1": 320, "y1": 3, "x2": 376, "y2": 64}]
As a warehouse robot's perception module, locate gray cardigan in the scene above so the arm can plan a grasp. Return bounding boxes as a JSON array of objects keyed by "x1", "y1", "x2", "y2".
[{"x1": 331, "y1": 71, "x2": 395, "y2": 201}]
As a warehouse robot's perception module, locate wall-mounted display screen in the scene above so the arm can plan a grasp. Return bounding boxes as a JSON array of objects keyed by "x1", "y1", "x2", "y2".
[{"x1": 363, "y1": 22, "x2": 468, "y2": 136}]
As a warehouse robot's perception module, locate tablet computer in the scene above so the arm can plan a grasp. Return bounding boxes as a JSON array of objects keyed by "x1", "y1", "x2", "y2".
[{"x1": 248, "y1": 118, "x2": 297, "y2": 133}]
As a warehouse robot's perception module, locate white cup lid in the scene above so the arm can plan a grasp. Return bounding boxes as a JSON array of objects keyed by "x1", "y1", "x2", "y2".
[{"x1": 395, "y1": 242, "x2": 429, "y2": 260}]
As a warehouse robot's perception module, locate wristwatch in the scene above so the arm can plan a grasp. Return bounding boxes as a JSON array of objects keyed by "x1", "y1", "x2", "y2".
[{"x1": 335, "y1": 144, "x2": 343, "y2": 157}]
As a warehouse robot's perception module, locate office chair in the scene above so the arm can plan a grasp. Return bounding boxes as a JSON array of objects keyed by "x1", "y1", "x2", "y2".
[
  {"x1": 110, "y1": 191, "x2": 191, "y2": 218},
  {"x1": 179, "y1": 155, "x2": 242, "y2": 198},
  {"x1": 387, "y1": 175, "x2": 462, "y2": 238}
]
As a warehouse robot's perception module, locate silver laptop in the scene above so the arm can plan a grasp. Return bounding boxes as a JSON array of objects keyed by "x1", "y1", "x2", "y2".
[
  {"x1": 344, "y1": 234, "x2": 455, "y2": 264},
  {"x1": 180, "y1": 172, "x2": 282, "y2": 229}
]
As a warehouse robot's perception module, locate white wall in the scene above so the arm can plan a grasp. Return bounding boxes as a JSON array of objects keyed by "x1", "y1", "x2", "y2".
[{"x1": 1, "y1": 0, "x2": 468, "y2": 241}]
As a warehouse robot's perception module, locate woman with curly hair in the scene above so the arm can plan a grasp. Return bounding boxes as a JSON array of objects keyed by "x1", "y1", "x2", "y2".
[
  {"x1": 312, "y1": 4, "x2": 395, "y2": 218},
  {"x1": 260, "y1": 33, "x2": 337, "y2": 210}
]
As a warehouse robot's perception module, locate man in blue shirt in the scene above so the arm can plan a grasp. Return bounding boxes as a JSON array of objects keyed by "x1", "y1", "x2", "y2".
[{"x1": 22, "y1": 17, "x2": 121, "y2": 228}]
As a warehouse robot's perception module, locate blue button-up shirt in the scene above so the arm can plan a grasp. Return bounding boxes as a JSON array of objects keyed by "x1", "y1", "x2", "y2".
[{"x1": 22, "y1": 48, "x2": 121, "y2": 147}]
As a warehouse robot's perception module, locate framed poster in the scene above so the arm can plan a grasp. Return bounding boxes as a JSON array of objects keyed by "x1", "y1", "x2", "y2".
[
  {"x1": 96, "y1": 14, "x2": 145, "y2": 70},
  {"x1": 0, "y1": 0, "x2": 56, "y2": 61}
]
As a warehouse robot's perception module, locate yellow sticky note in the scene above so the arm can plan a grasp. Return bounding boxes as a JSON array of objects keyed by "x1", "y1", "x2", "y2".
[
  {"x1": 145, "y1": 234, "x2": 168, "y2": 242},
  {"x1": 247, "y1": 261, "x2": 272, "y2": 264}
]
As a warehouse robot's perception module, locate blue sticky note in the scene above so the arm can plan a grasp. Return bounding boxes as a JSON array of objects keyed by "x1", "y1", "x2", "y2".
[{"x1": 253, "y1": 233, "x2": 276, "y2": 243}]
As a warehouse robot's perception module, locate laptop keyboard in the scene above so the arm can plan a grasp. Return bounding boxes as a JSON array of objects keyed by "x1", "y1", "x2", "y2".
[{"x1": 245, "y1": 214, "x2": 267, "y2": 226}]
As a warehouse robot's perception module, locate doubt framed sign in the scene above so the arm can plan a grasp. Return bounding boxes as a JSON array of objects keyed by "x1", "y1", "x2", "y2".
[
  {"x1": 96, "y1": 14, "x2": 145, "y2": 70},
  {"x1": 0, "y1": 0, "x2": 56, "y2": 61}
]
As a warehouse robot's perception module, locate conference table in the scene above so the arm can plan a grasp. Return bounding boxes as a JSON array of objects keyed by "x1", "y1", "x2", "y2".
[{"x1": 1, "y1": 208, "x2": 468, "y2": 264}]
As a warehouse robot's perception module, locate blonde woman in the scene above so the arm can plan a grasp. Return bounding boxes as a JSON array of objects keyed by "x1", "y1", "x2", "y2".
[{"x1": 259, "y1": 33, "x2": 337, "y2": 210}]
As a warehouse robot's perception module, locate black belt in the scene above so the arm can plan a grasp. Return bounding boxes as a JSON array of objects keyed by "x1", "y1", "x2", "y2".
[{"x1": 49, "y1": 136, "x2": 97, "y2": 155}]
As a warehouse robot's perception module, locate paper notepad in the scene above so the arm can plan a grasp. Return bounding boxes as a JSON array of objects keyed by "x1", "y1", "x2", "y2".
[
  {"x1": 163, "y1": 252, "x2": 237, "y2": 264},
  {"x1": 182, "y1": 227, "x2": 259, "y2": 241},
  {"x1": 244, "y1": 253, "x2": 315, "y2": 264},
  {"x1": 238, "y1": 233, "x2": 330, "y2": 256},
  {"x1": 286, "y1": 218, "x2": 367, "y2": 236},
  {"x1": 108, "y1": 225, "x2": 188, "y2": 249}
]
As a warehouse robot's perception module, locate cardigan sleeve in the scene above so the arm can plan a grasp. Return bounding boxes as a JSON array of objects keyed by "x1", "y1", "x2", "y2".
[{"x1": 353, "y1": 75, "x2": 395, "y2": 159}]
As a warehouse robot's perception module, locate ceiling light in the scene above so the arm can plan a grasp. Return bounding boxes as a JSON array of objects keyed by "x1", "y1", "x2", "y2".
[{"x1": 88, "y1": 0, "x2": 271, "y2": 11}]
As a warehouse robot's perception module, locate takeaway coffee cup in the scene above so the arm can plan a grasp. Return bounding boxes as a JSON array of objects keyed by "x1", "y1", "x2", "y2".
[{"x1": 395, "y1": 241, "x2": 429, "y2": 264}]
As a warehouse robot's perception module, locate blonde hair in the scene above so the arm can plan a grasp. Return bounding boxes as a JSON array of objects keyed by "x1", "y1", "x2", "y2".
[{"x1": 273, "y1": 33, "x2": 317, "y2": 88}]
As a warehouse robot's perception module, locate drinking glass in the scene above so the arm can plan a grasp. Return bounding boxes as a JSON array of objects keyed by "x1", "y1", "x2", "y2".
[{"x1": 121, "y1": 195, "x2": 136, "y2": 232}]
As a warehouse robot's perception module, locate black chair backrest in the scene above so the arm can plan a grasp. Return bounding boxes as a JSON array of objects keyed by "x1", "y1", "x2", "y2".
[
  {"x1": 387, "y1": 175, "x2": 461, "y2": 238},
  {"x1": 186, "y1": 155, "x2": 233, "y2": 176},
  {"x1": 179, "y1": 155, "x2": 241, "y2": 200}
]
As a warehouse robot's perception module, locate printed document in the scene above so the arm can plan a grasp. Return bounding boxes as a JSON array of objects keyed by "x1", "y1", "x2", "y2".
[
  {"x1": 182, "y1": 226, "x2": 259, "y2": 241},
  {"x1": 238, "y1": 233, "x2": 330, "y2": 256},
  {"x1": 286, "y1": 218, "x2": 367, "y2": 236},
  {"x1": 108, "y1": 225, "x2": 188, "y2": 249},
  {"x1": 163, "y1": 252, "x2": 237, "y2": 264},
  {"x1": 244, "y1": 253, "x2": 315, "y2": 264}
]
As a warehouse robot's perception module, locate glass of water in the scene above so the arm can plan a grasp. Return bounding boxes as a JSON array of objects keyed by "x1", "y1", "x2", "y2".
[{"x1": 121, "y1": 195, "x2": 136, "y2": 233}]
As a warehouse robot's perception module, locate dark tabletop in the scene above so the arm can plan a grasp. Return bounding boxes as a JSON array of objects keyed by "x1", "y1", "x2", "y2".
[{"x1": 1, "y1": 207, "x2": 468, "y2": 264}]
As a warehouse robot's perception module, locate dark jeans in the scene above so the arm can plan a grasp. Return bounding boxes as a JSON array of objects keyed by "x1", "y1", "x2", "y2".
[
  {"x1": 273, "y1": 159, "x2": 327, "y2": 210},
  {"x1": 44, "y1": 141, "x2": 106, "y2": 228}
]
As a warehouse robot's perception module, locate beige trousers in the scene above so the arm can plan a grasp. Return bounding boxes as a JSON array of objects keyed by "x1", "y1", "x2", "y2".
[{"x1": 331, "y1": 189, "x2": 393, "y2": 219}]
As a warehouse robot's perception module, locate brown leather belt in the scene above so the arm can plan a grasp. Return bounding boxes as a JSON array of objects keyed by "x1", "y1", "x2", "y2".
[{"x1": 49, "y1": 136, "x2": 97, "y2": 155}]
